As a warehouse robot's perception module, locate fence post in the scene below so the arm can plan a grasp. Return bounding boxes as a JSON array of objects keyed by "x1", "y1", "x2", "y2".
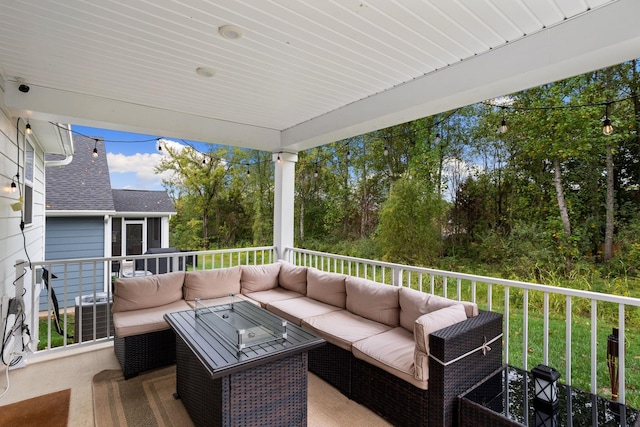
[{"x1": 392, "y1": 267, "x2": 402, "y2": 287}]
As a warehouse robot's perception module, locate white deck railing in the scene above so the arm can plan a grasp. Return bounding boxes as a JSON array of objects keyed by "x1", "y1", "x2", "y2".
[
  {"x1": 14, "y1": 246, "x2": 640, "y2": 406},
  {"x1": 17, "y1": 247, "x2": 275, "y2": 356},
  {"x1": 284, "y1": 247, "x2": 640, "y2": 406}
]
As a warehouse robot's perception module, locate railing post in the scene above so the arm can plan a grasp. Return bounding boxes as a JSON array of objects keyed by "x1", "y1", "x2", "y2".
[{"x1": 392, "y1": 267, "x2": 402, "y2": 287}]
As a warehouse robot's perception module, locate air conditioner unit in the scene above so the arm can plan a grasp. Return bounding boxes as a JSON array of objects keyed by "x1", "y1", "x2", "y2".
[{"x1": 74, "y1": 293, "x2": 114, "y2": 342}]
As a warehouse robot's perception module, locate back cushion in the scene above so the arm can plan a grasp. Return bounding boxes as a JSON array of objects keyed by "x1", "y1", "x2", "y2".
[
  {"x1": 414, "y1": 304, "x2": 467, "y2": 355},
  {"x1": 306, "y1": 268, "x2": 347, "y2": 308},
  {"x1": 240, "y1": 263, "x2": 281, "y2": 294},
  {"x1": 183, "y1": 266, "x2": 241, "y2": 300},
  {"x1": 345, "y1": 277, "x2": 400, "y2": 327},
  {"x1": 426, "y1": 294, "x2": 478, "y2": 318},
  {"x1": 399, "y1": 287, "x2": 432, "y2": 331},
  {"x1": 278, "y1": 261, "x2": 308, "y2": 294},
  {"x1": 112, "y1": 271, "x2": 185, "y2": 312}
]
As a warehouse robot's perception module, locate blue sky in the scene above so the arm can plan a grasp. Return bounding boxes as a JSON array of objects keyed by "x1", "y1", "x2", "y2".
[{"x1": 72, "y1": 125, "x2": 213, "y2": 191}]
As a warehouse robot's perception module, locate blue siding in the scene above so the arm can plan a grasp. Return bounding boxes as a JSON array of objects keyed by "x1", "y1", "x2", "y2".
[{"x1": 42, "y1": 217, "x2": 106, "y2": 312}]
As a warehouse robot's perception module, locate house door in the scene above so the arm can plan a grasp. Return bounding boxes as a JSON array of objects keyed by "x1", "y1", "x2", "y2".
[{"x1": 124, "y1": 220, "x2": 145, "y2": 256}]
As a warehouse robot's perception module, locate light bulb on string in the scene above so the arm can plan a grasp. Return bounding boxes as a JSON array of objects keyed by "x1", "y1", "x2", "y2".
[
  {"x1": 603, "y1": 103, "x2": 613, "y2": 135},
  {"x1": 25, "y1": 122, "x2": 32, "y2": 135},
  {"x1": 92, "y1": 139, "x2": 98, "y2": 158},
  {"x1": 434, "y1": 133, "x2": 441, "y2": 144},
  {"x1": 499, "y1": 118, "x2": 507, "y2": 134},
  {"x1": 383, "y1": 146, "x2": 389, "y2": 156},
  {"x1": 346, "y1": 150, "x2": 351, "y2": 161}
]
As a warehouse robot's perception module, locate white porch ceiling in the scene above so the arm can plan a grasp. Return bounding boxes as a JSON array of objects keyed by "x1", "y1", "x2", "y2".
[{"x1": 1, "y1": 0, "x2": 640, "y2": 153}]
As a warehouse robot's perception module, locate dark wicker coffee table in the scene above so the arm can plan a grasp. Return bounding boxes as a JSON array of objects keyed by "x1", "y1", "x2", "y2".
[
  {"x1": 164, "y1": 300, "x2": 325, "y2": 427},
  {"x1": 458, "y1": 365, "x2": 640, "y2": 426}
]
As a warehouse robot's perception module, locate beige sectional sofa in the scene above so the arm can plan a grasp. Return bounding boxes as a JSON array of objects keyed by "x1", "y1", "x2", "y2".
[{"x1": 112, "y1": 261, "x2": 502, "y2": 427}]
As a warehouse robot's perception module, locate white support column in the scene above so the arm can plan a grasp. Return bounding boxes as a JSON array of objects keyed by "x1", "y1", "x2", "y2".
[{"x1": 273, "y1": 152, "x2": 298, "y2": 260}]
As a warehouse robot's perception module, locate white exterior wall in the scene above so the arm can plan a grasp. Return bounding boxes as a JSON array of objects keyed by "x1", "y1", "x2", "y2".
[{"x1": 0, "y1": 85, "x2": 45, "y2": 353}]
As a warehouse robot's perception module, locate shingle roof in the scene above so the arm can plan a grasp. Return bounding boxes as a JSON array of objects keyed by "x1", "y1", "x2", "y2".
[
  {"x1": 112, "y1": 189, "x2": 175, "y2": 213},
  {"x1": 45, "y1": 135, "x2": 115, "y2": 211}
]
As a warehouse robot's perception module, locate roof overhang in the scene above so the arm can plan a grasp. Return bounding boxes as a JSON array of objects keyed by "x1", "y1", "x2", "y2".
[{"x1": 1, "y1": 0, "x2": 639, "y2": 152}]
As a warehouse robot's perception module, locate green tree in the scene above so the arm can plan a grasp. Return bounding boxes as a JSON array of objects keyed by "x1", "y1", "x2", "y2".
[{"x1": 376, "y1": 176, "x2": 444, "y2": 265}]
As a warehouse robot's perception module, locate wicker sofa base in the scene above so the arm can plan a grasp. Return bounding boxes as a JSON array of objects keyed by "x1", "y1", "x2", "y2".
[
  {"x1": 353, "y1": 357, "x2": 429, "y2": 426},
  {"x1": 308, "y1": 341, "x2": 352, "y2": 398},
  {"x1": 310, "y1": 311, "x2": 503, "y2": 427},
  {"x1": 114, "y1": 328, "x2": 176, "y2": 379}
]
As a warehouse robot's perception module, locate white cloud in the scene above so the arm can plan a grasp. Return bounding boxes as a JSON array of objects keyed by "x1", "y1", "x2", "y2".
[{"x1": 107, "y1": 151, "x2": 175, "y2": 190}]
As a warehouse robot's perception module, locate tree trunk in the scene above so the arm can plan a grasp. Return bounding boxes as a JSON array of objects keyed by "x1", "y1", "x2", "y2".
[
  {"x1": 299, "y1": 200, "x2": 305, "y2": 243},
  {"x1": 604, "y1": 144, "x2": 615, "y2": 261},
  {"x1": 631, "y1": 60, "x2": 640, "y2": 210},
  {"x1": 202, "y1": 208, "x2": 209, "y2": 248},
  {"x1": 553, "y1": 157, "x2": 571, "y2": 237}
]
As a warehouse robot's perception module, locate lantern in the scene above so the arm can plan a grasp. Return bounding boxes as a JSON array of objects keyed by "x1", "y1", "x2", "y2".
[{"x1": 531, "y1": 364, "x2": 561, "y2": 410}]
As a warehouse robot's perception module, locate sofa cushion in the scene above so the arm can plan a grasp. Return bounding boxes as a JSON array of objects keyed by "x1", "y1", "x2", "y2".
[
  {"x1": 399, "y1": 287, "x2": 432, "y2": 331},
  {"x1": 345, "y1": 277, "x2": 400, "y2": 327},
  {"x1": 306, "y1": 268, "x2": 347, "y2": 308},
  {"x1": 426, "y1": 294, "x2": 478, "y2": 318},
  {"x1": 244, "y1": 288, "x2": 303, "y2": 308},
  {"x1": 240, "y1": 263, "x2": 281, "y2": 294},
  {"x1": 414, "y1": 304, "x2": 467, "y2": 355},
  {"x1": 267, "y1": 297, "x2": 343, "y2": 326},
  {"x1": 113, "y1": 299, "x2": 191, "y2": 337},
  {"x1": 183, "y1": 267, "x2": 241, "y2": 300},
  {"x1": 352, "y1": 327, "x2": 427, "y2": 389},
  {"x1": 112, "y1": 271, "x2": 185, "y2": 312},
  {"x1": 301, "y1": 310, "x2": 391, "y2": 351},
  {"x1": 278, "y1": 261, "x2": 308, "y2": 294}
]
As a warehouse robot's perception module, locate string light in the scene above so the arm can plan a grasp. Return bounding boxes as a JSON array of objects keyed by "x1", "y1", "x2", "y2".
[
  {"x1": 25, "y1": 122, "x2": 32, "y2": 135},
  {"x1": 10, "y1": 179, "x2": 17, "y2": 193},
  {"x1": 277, "y1": 154, "x2": 281, "y2": 163},
  {"x1": 92, "y1": 139, "x2": 98, "y2": 158},
  {"x1": 603, "y1": 102, "x2": 613, "y2": 135},
  {"x1": 485, "y1": 95, "x2": 636, "y2": 135},
  {"x1": 346, "y1": 150, "x2": 351, "y2": 161},
  {"x1": 434, "y1": 133, "x2": 441, "y2": 144},
  {"x1": 383, "y1": 146, "x2": 389, "y2": 156},
  {"x1": 602, "y1": 117, "x2": 613, "y2": 135},
  {"x1": 499, "y1": 107, "x2": 508, "y2": 133}
]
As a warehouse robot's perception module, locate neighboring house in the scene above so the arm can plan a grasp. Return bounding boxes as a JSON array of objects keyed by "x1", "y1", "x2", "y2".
[{"x1": 43, "y1": 135, "x2": 175, "y2": 310}]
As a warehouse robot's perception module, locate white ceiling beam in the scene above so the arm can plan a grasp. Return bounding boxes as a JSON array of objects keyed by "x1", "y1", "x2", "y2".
[
  {"x1": 4, "y1": 83, "x2": 282, "y2": 151},
  {"x1": 282, "y1": 0, "x2": 640, "y2": 151}
]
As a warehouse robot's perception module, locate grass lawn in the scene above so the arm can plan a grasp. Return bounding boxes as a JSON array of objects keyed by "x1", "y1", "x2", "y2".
[
  {"x1": 37, "y1": 314, "x2": 75, "y2": 350},
  {"x1": 505, "y1": 310, "x2": 640, "y2": 409}
]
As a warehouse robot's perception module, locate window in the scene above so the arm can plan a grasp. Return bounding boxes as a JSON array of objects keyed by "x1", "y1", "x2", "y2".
[{"x1": 23, "y1": 140, "x2": 34, "y2": 225}]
